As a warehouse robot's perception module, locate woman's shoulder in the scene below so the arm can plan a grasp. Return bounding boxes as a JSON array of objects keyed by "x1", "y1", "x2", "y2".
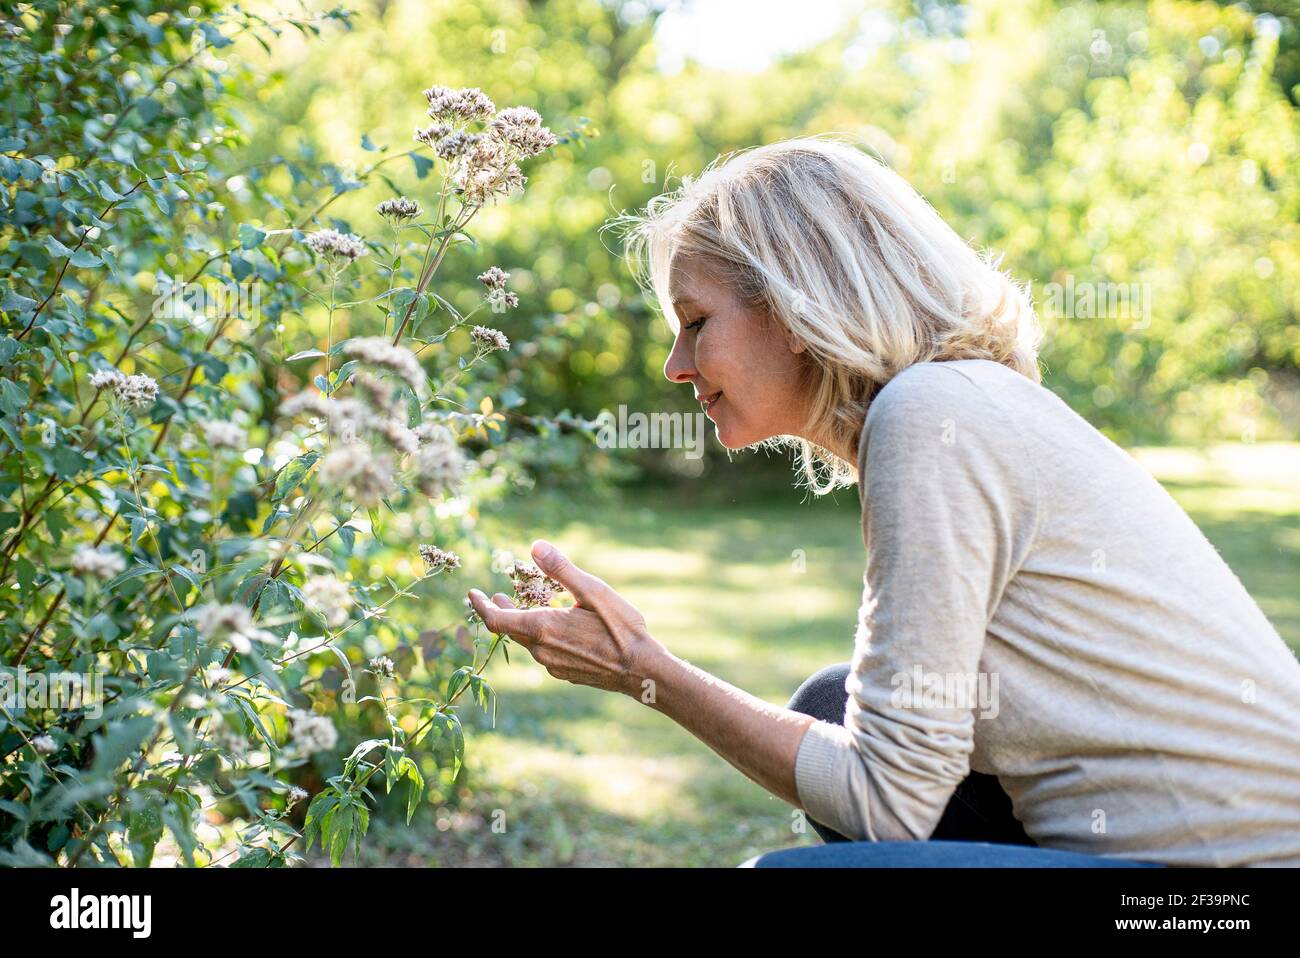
[{"x1": 863, "y1": 359, "x2": 1032, "y2": 437}]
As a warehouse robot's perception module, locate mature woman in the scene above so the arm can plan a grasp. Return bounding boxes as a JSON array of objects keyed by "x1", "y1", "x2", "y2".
[{"x1": 467, "y1": 137, "x2": 1300, "y2": 868}]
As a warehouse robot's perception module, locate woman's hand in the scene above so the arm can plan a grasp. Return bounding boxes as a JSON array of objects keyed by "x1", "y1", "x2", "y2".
[{"x1": 466, "y1": 540, "x2": 666, "y2": 697}]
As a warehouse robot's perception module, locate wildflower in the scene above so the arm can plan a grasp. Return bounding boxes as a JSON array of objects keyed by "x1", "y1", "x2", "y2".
[
  {"x1": 368, "y1": 655, "x2": 395, "y2": 678},
  {"x1": 486, "y1": 287, "x2": 520, "y2": 311},
  {"x1": 376, "y1": 197, "x2": 421, "y2": 224},
  {"x1": 202, "y1": 419, "x2": 247, "y2": 450},
  {"x1": 304, "y1": 228, "x2": 368, "y2": 268},
  {"x1": 70, "y1": 545, "x2": 126, "y2": 579},
  {"x1": 286, "y1": 708, "x2": 338, "y2": 754},
  {"x1": 411, "y1": 423, "x2": 466, "y2": 498},
  {"x1": 204, "y1": 666, "x2": 232, "y2": 687},
  {"x1": 341, "y1": 337, "x2": 427, "y2": 395},
  {"x1": 318, "y1": 444, "x2": 396, "y2": 506},
  {"x1": 287, "y1": 785, "x2": 309, "y2": 807},
  {"x1": 414, "y1": 122, "x2": 452, "y2": 148},
  {"x1": 470, "y1": 325, "x2": 510, "y2": 353},
  {"x1": 435, "y1": 130, "x2": 482, "y2": 161},
  {"x1": 507, "y1": 561, "x2": 565, "y2": 609},
  {"x1": 302, "y1": 574, "x2": 352, "y2": 628},
  {"x1": 477, "y1": 267, "x2": 510, "y2": 290},
  {"x1": 89, "y1": 369, "x2": 124, "y2": 391},
  {"x1": 116, "y1": 373, "x2": 160, "y2": 409},
  {"x1": 32, "y1": 734, "x2": 57, "y2": 755},
  {"x1": 419, "y1": 544, "x2": 462, "y2": 574},
  {"x1": 423, "y1": 85, "x2": 496, "y2": 123},
  {"x1": 93, "y1": 365, "x2": 160, "y2": 409},
  {"x1": 488, "y1": 106, "x2": 558, "y2": 158},
  {"x1": 195, "y1": 602, "x2": 275, "y2": 654}
]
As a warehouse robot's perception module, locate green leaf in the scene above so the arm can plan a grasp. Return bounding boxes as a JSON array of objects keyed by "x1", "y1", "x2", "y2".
[
  {"x1": 238, "y1": 223, "x2": 267, "y2": 249},
  {"x1": 90, "y1": 715, "x2": 155, "y2": 777}
]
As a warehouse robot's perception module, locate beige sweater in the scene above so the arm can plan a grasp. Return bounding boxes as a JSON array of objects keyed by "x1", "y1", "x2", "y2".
[{"x1": 793, "y1": 359, "x2": 1300, "y2": 866}]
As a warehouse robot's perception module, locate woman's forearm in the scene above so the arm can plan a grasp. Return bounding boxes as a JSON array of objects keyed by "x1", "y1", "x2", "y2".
[{"x1": 630, "y1": 644, "x2": 817, "y2": 808}]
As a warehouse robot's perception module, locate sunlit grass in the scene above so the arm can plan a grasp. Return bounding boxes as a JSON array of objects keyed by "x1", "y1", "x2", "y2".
[{"x1": 357, "y1": 442, "x2": 1298, "y2": 867}]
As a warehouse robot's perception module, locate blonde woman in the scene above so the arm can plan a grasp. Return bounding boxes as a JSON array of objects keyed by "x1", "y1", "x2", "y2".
[{"x1": 467, "y1": 137, "x2": 1300, "y2": 867}]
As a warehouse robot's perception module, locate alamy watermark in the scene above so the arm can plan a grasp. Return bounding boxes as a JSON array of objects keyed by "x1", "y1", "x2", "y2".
[
  {"x1": 890, "y1": 665, "x2": 1000, "y2": 719},
  {"x1": 151, "y1": 273, "x2": 261, "y2": 323},
  {"x1": 594, "y1": 405, "x2": 708, "y2": 460},
  {"x1": 1035, "y1": 275, "x2": 1152, "y2": 330},
  {"x1": 1, "y1": 668, "x2": 104, "y2": 719}
]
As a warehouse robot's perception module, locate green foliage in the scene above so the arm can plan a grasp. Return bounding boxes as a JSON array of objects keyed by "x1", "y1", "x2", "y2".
[{"x1": 0, "y1": 0, "x2": 595, "y2": 866}]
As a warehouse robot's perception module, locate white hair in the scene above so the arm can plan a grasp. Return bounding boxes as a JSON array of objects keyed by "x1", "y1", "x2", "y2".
[{"x1": 614, "y1": 134, "x2": 1043, "y2": 494}]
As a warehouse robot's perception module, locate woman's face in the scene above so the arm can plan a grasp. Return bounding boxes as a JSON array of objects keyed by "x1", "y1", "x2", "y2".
[{"x1": 663, "y1": 256, "x2": 811, "y2": 450}]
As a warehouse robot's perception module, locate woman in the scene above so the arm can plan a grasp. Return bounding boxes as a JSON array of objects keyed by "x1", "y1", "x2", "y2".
[{"x1": 467, "y1": 136, "x2": 1300, "y2": 867}]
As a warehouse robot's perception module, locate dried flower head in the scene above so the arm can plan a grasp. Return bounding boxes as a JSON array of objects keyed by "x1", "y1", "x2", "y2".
[
  {"x1": 411, "y1": 423, "x2": 466, "y2": 498},
  {"x1": 202, "y1": 419, "x2": 247, "y2": 450},
  {"x1": 486, "y1": 287, "x2": 520, "y2": 311},
  {"x1": 507, "y1": 561, "x2": 565, "y2": 609},
  {"x1": 419, "y1": 544, "x2": 462, "y2": 574},
  {"x1": 477, "y1": 267, "x2": 510, "y2": 290},
  {"x1": 70, "y1": 545, "x2": 126, "y2": 579},
  {"x1": 302, "y1": 574, "x2": 352, "y2": 629},
  {"x1": 287, "y1": 785, "x2": 309, "y2": 807},
  {"x1": 286, "y1": 709, "x2": 338, "y2": 755},
  {"x1": 117, "y1": 373, "x2": 160, "y2": 409},
  {"x1": 318, "y1": 444, "x2": 396, "y2": 506},
  {"x1": 376, "y1": 196, "x2": 422, "y2": 224},
  {"x1": 423, "y1": 85, "x2": 496, "y2": 123},
  {"x1": 195, "y1": 602, "x2": 276, "y2": 654},
  {"x1": 341, "y1": 337, "x2": 427, "y2": 396},
  {"x1": 368, "y1": 655, "x2": 395, "y2": 678},
  {"x1": 470, "y1": 325, "x2": 511, "y2": 353},
  {"x1": 304, "y1": 228, "x2": 368, "y2": 268},
  {"x1": 488, "y1": 106, "x2": 558, "y2": 158},
  {"x1": 89, "y1": 369, "x2": 124, "y2": 391},
  {"x1": 414, "y1": 122, "x2": 453, "y2": 148},
  {"x1": 435, "y1": 130, "x2": 482, "y2": 161}
]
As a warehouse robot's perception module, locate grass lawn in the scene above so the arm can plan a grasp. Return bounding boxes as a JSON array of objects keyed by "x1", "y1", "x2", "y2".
[{"x1": 356, "y1": 442, "x2": 1300, "y2": 867}]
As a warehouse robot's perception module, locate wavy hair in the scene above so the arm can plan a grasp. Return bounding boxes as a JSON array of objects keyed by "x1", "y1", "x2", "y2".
[{"x1": 613, "y1": 134, "x2": 1042, "y2": 494}]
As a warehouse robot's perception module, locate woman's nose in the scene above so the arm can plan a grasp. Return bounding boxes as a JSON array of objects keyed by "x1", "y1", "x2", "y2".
[{"x1": 663, "y1": 334, "x2": 695, "y2": 384}]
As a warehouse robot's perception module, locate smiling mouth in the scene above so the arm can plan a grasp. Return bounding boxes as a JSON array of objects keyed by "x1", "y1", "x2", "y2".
[{"x1": 699, "y1": 391, "x2": 722, "y2": 412}]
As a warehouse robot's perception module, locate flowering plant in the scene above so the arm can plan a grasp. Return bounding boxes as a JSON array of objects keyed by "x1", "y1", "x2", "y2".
[{"x1": 0, "y1": 2, "x2": 588, "y2": 867}]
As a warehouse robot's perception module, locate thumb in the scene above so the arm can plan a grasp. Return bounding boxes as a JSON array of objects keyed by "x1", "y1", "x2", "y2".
[{"x1": 531, "y1": 540, "x2": 614, "y2": 609}]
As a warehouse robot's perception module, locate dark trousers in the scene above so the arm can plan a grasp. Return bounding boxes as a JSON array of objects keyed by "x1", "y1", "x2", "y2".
[{"x1": 787, "y1": 663, "x2": 1036, "y2": 846}]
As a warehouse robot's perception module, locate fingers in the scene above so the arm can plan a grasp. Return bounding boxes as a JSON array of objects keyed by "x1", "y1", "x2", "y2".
[
  {"x1": 530, "y1": 539, "x2": 617, "y2": 610},
  {"x1": 467, "y1": 588, "x2": 543, "y2": 645}
]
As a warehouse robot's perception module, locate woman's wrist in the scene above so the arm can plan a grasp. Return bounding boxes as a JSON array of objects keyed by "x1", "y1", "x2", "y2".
[{"x1": 622, "y1": 633, "x2": 677, "y2": 703}]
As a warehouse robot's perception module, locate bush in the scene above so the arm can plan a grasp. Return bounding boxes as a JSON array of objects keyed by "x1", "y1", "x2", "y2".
[{"x1": 0, "y1": 0, "x2": 593, "y2": 867}]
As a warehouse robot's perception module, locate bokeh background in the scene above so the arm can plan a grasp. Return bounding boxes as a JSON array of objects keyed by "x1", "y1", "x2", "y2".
[{"x1": 229, "y1": 0, "x2": 1298, "y2": 865}]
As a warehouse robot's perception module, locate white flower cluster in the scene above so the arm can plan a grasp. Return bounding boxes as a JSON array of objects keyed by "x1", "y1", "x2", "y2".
[
  {"x1": 412, "y1": 86, "x2": 557, "y2": 208},
  {"x1": 89, "y1": 366, "x2": 160, "y2": 409},
  {"x1": 418, "y1": 543, "x2": 462, "y2": 574},
  {"x1": 411, "y1": 423, "x2": 466, "y2": 498},
  {"x1": 304, "y1": 228, "x2": 368, "y2": 268},
  {"x1": 470, "y1": 325, "x2": 510, "y2": 353},
  {"x1": 340, "y1": 337, "x2": 427, "y2": 396},
  {"x1": 376, "y1": 196, "x2": 421, "y2": 223},
  {"x1": 368, "y1": 655, "x2": 395, "y2": 678},
  {"x1": 70, "y1": 545, "x2": 125, "y2": 579},
  {"x1": 302, "y1": 574, "x2": 352, "y2": 628},
  {"x1": 286, "y1": 709, "x2": 338, "y2": 755},
  {"x1": 507, "y1": 561, "x2": 565, "y2": 609},
  {"x1": 202, "y1": 419, "x2": 247, "y2": 450},
  {"x1": 195, "y1": 602, "x2": 275, "y2": 654}
]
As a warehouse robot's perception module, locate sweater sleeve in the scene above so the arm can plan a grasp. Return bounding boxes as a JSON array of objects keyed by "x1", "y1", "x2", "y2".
[{"x1": 793, "y1": 363, "x2": 1040, "y2": 841}]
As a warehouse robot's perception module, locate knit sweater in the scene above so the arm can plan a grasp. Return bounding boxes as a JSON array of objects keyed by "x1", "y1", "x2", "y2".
[{"x1": 793, "y1": 359, "x2": 1300, "y2": 866}]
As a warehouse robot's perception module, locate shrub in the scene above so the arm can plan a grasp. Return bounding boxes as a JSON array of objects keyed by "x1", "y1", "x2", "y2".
[{"x1": 0, "y1": 0, "x2": 592, "y2": 867}]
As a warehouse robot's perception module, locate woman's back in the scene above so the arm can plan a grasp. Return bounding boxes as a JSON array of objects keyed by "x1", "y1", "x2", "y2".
[{"x1": 830, "y1": 358, "x2": 1300, "y2": 866}]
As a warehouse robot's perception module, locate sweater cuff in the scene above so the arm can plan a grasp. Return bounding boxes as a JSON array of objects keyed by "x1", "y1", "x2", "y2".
[{"x1": 794, "y1": 720, "x2": 856, "y2": 833}]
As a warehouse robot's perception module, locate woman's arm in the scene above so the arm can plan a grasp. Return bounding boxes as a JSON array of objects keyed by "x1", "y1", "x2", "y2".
[{"x1": 467, "y1": 541, "x2": 815, "y2": 808}]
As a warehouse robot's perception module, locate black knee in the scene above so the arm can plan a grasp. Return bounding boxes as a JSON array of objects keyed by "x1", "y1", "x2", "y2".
[{"x1": 787, "y1": 663, "x2": 852, "y2": 725}]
